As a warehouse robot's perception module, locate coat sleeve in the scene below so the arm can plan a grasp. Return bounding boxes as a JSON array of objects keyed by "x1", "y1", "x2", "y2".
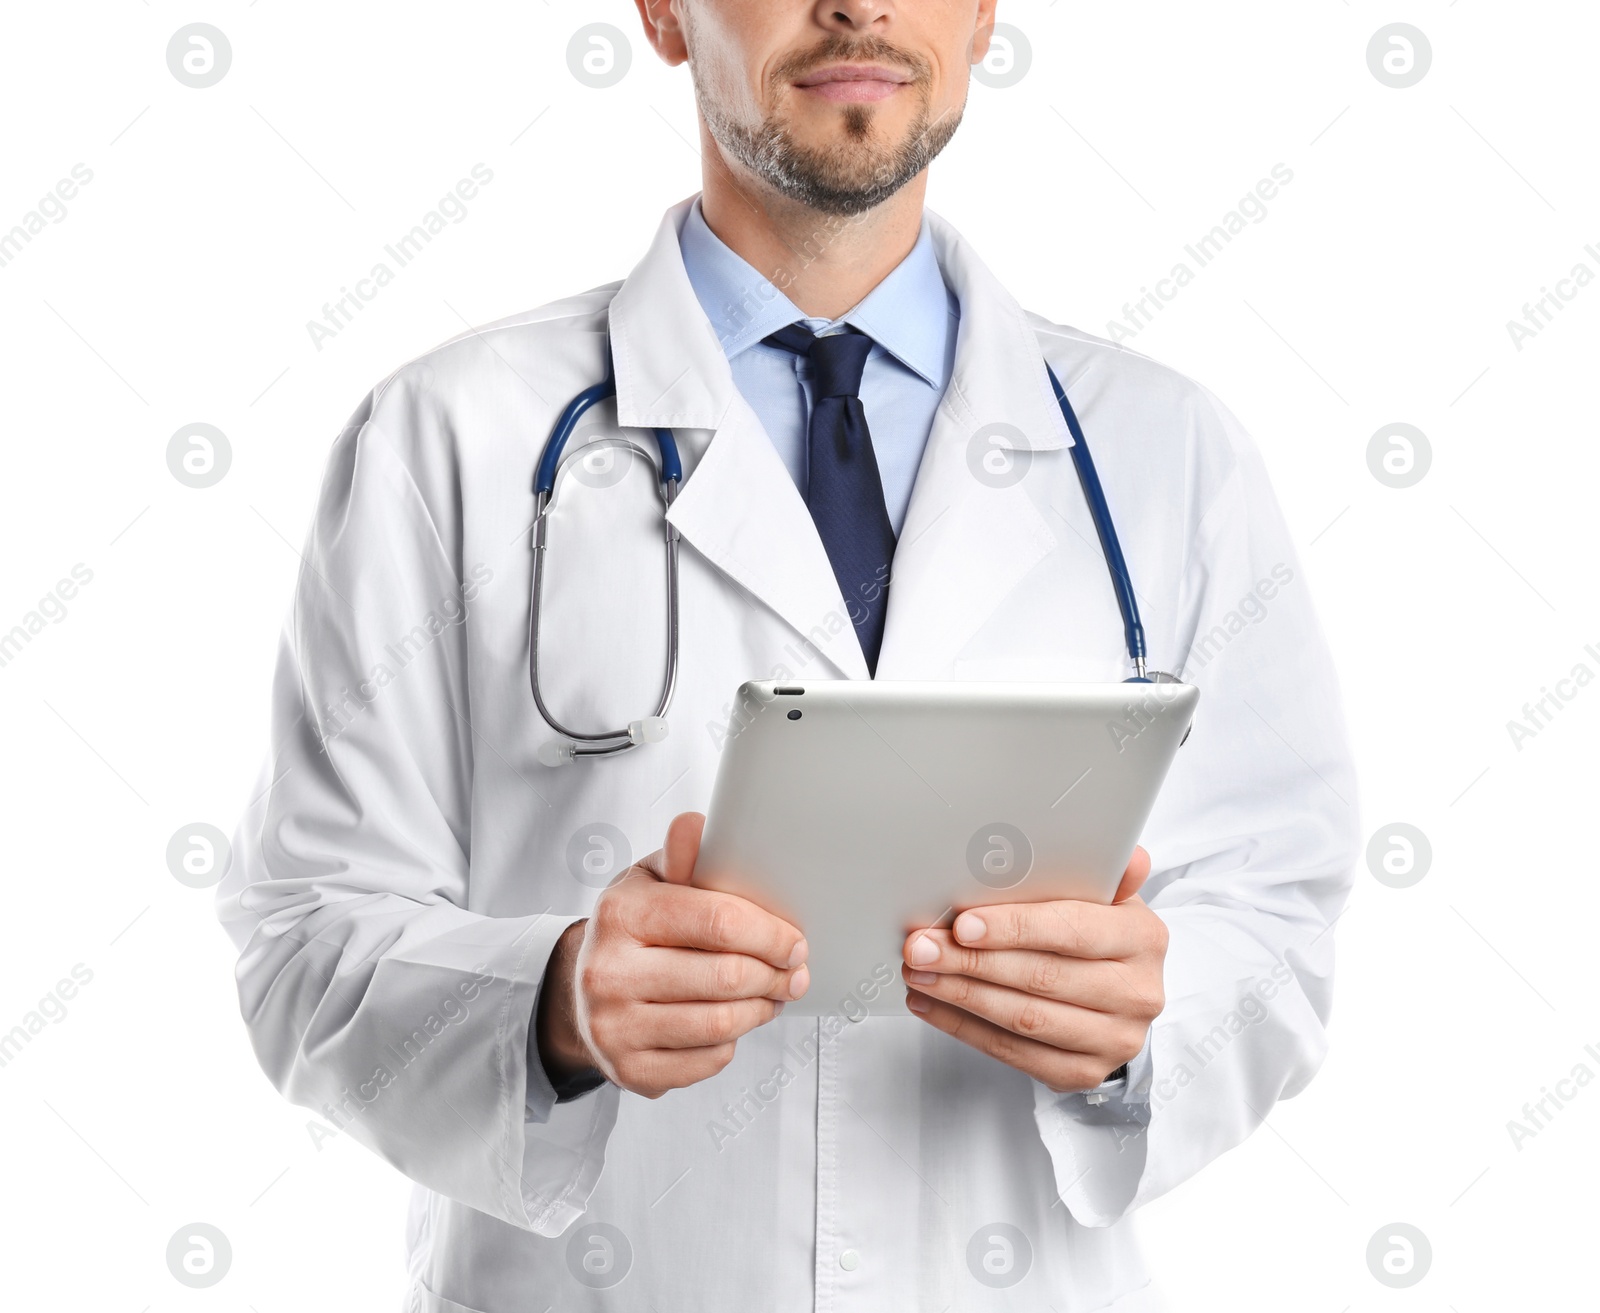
[
  {"x1": 1033, "y1": 386, "x2": 1360, "y2": 1226},
  {"x1": 216, "y1": 378, "x2": 618, "y2": 1237}
]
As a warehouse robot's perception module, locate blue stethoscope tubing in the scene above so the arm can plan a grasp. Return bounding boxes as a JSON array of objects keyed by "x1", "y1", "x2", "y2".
[
  {"x1": 528, "y1": 378, "x2": 684, "y2": 759},
  {"x1": 530, "y1": 359, "x2": 1153, "y2": 760},
  {"x1": 1046, "y1": 363, "x2": 1149, "y2": 682}
]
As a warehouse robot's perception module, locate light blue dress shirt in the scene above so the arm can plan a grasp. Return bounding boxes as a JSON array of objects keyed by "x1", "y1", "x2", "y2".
[{"x1": 677, "y1": 201, "x2": 959, "y2": 537}]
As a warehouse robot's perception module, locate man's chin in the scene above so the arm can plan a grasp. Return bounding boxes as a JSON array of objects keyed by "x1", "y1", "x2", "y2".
[
  {"x1": 708, "y1": 97, "x2": 959, "y2": 217},
  {"x1": 780, "y1": 105, "x2": 912, "y2": 149},
  {"x1": 768, "y1": 127, "x2": 922, "y2": 186}
]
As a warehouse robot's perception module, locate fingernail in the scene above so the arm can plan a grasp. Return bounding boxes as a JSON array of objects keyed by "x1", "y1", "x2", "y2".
[
  {"x1": 908, "y1": 936, "x2": 939, "y2": 966},
  {"x1": 772, "y1": 1001, "x2": 786, "y2": 1017},
  {"x1": 789, "y1": 965, "x2": 810, "y2": 1000},
  {"x1": 906, "y1": 991, "x2": 930, "y2": 1014},
  {"x1": 906, "y1": 969, "x2": 937, "y2": 986},
  {"x1": 953, "y1": 912, "x2": 986, "y2": 944},
  {"x1": 788, "y1": 939, "x2": 809, "y2": 969}
]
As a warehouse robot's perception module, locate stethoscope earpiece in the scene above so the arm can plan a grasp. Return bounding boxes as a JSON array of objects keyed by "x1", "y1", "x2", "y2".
[
  {"x1": 628, "y1": 717, "x2": 670, "y2": 745},
  {"x1": 538, "y1": 739, "x2": 577, "y2": 768},
  {"x1": 537, "y1": 715, "x2": 669, "y2": 768}
]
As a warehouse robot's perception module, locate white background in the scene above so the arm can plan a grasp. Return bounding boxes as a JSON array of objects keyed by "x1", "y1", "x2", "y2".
[{"x1": 1, "y1": 2, "x2": 1596, "y2": 1309}]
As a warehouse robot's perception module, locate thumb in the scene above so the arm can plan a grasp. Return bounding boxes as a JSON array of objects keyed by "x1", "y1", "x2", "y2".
[
  {"x1": 1111, "y1": 845, "x2": 1152, "y2": 904},
  {"x1": 659, "y1": 811, "x2": 706, "y2": 886}
]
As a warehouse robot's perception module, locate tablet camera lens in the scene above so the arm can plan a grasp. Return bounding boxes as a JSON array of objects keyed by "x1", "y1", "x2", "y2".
[{"x1": 787, "y1": 710, "x2": 802, "y2": 721}]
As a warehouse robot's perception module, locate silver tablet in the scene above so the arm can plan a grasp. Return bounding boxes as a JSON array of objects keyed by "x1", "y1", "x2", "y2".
[{"x1": 694, "y1": 680, "x2": 1199, "y2": 1019}]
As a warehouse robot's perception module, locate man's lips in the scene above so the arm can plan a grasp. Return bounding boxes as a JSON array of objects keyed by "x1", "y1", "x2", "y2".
[{"x1": 793, "y1": 63, "x2": 913, "y2": 104}]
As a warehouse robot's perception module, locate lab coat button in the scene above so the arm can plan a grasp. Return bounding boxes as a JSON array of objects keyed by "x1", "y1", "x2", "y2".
[{"x1": 839, "y1": 1249, "x2": 860, "y2": 1271}]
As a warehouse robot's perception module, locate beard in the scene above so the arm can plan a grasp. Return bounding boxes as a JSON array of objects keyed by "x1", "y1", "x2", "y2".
[{"x1": 693, "y1": 34, "x2": 964, "y2": 216}]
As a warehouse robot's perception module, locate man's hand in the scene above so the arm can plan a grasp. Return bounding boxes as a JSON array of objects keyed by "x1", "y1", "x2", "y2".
[
  {"x1": 537, "y1": 812, "x2": 809, "y2": 1099},
  {"x1": 900, "y1": 846, "x2": 1166, "y2": 1094}
]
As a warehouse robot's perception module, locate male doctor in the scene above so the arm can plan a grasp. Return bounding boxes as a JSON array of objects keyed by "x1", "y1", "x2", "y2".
[{"x1": 219, "y1": 1, "x2": 1358, "y2": 1309}]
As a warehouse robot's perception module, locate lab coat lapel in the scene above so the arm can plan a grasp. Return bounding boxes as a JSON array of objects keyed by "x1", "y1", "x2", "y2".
[
  {"x1": 877, "y1": 213, "x2": 1073, "y2": 677},
  {"x1": 609, "y1": 200, "x2": 871, "y2": 681}
]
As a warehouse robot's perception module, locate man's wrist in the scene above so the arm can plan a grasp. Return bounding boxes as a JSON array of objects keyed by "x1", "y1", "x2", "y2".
[{"x1": 535, "y1": 920, "x2": 599, "y2": 1088}]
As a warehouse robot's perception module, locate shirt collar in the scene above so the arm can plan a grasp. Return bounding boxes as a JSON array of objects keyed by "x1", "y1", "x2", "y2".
[{"x1": 677, "y1": 199, "x2": 955, "y2": 389}]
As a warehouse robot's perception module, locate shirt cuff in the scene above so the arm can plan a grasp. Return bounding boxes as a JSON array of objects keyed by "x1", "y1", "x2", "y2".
[
  {"x1": 1075, "y1": 1030, "x2": 1155, "y2": 1112},
  {"x1": 550, "y1": 1065, "x2": 608, "y2": 1104}
]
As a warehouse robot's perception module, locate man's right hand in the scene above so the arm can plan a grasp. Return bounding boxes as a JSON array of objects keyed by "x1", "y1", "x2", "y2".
[{"x1": 536, "y1": 811, "x2": 809, "y2": 1099}]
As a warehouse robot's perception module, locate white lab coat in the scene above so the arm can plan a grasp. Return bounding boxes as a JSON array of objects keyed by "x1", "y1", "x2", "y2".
[{"x1": 218, "y1": 198, "x2": 1359, "y2": 1313}]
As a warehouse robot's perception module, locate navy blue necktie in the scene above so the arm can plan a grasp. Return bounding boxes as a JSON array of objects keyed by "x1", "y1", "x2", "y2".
[{"x1": 763, "y1": 323, "x2": 897, "y2": 675}]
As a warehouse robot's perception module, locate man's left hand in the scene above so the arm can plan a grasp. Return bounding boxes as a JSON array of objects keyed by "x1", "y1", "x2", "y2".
[{"x1": 901, "y1": 846, "x2": 1166, "y2": 1094}]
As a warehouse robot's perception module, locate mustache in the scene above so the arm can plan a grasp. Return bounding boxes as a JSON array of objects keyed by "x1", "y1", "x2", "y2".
[{"x1": 769, "y1": 33, "x2": 932, "y2": 87}]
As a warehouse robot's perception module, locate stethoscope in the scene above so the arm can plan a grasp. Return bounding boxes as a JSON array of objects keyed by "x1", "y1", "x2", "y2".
[{"x1": 531, "y1": 357, "x2": 1168, "y2": 766}]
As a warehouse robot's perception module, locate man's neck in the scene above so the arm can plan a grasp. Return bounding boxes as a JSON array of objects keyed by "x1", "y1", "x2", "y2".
[{"x1": 698, "y1": 126, "x2": 926, "y2": 321}]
